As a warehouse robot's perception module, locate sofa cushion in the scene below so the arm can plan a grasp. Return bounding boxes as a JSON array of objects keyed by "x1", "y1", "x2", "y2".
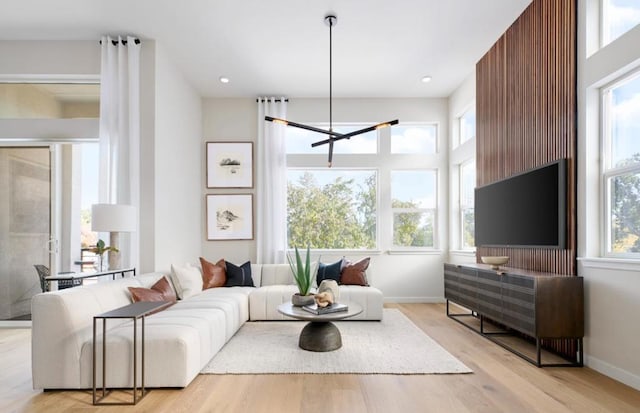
[
  {"x1": 170, "y1": 263, "x2": 203, "y2": 299},
  {"x1": 316, "y1": 258, "x2": 343, "y2": 285},
  {"x1": 127, "y1": 276, "x2": 176, "y2": 303},
  {"x1": 340, "y1": 257, "x2": 370, "y2": 286},
  {"x1": 200, "y1": 257, "x2": 227, "y2": 289},
  {"x1": 225, "y1": 260, "x2": 255, "y2": 287}
]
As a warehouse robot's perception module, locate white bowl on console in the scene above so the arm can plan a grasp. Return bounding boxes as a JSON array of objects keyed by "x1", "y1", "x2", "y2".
[{"x1": 481, "y1": 256, "x2": 509, "y2": 270}]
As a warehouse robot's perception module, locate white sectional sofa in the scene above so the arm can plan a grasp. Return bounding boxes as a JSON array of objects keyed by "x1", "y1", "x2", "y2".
[{"x1": 31, "y1": 264, "x2": 384, "y2": 390}]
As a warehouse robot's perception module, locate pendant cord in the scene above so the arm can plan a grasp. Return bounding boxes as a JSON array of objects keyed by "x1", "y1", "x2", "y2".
[{"x1": 329, "y1": 18, "x2": 333, "y2": 133}]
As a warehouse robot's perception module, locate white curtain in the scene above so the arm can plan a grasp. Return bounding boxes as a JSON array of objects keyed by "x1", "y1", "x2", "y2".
[
  {"x1": 98, "y1": 35, "x2": 141, "y2": 269},
  {"x1": 257, "y1": 98, "x2": 288, "y2": 264}
]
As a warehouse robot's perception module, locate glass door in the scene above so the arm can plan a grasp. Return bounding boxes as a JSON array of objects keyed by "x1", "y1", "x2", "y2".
[{"x1": 0, "y1": 147, "x2": 53, "y2": 321}]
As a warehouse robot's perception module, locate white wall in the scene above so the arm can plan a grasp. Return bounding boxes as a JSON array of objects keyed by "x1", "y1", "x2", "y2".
[
  {"x1": 152, "y1": 43, "x2": 202, "y2": 272},
  {"x1": 201, "y1": 97, "x2": 449, "y2": 302},
  {"x1": 578, "y1": 0, "x2": 640, "y2": 391}
]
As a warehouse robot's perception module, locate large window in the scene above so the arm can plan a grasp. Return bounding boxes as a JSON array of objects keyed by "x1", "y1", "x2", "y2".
[
  {"x1": 287, "y1": 169, "x2": 377, "y2": 249},
  {"x1": 391, "y1": 170, "x2": 436, "y2": 247},
  {"x1": 286, "y1": 123, "x2": 439, "y2": 251},
  {"x1": 602, "y1": 0, "x2": 640, "y2": 46},
  {"x1": 460, "y1": 160, "x2": 476, "y2": 249},
  {"x1": 602, "y1": 71, "x2": 640, "y2": 255}
]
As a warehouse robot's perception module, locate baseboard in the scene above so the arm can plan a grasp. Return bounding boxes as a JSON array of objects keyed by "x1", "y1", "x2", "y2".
[
  {"x1": 384, "y1": 297, "x2": 445, "y2": 304},
  {"x1": 585, "y1": 353, "x2": 640, "y2": 391}
]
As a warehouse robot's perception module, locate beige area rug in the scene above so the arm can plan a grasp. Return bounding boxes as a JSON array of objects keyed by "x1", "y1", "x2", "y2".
[{"x1": 201, "y1": 309, "x2": 472, "y2": 375}]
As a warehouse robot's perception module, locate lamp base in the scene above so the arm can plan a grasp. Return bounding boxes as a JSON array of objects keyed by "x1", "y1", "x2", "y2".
[{"x1": 108, "y1": 231, "x2": 121, "y2": 270}]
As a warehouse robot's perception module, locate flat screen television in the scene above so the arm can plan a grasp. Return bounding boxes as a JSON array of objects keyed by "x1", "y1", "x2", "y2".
[{"x1": 474, "y1": 159, "x2": 567, "y2": 249}]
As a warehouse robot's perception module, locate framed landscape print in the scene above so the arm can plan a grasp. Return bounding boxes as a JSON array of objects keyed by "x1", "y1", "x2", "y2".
[
  {"x1": 206, "y1": 141, "x2": 253, "y2": 188},
  {"x1": 206, "y1": 194, "x2": 253, "y2": 240}
]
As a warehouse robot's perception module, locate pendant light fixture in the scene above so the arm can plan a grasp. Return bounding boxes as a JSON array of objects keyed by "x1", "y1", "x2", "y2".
[{"x1": 265, "y1": 14, "x2": 399, "y2": 167}]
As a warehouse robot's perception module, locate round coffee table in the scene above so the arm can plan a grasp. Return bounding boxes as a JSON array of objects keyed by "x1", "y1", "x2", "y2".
[{"x1": 277, "y1": 302, "x2": 363, "y2": 352}]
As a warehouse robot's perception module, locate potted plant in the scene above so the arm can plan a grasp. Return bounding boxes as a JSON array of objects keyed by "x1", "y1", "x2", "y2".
[
  {"x1": 89, "y1": 239, "x2": 118, "y2": 272},
  {"x1": 287, "y1": 245, "x2": 317, "y2": 306}
]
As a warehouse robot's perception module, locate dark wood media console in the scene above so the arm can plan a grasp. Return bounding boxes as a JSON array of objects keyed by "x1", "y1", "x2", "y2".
[{"x1": 444, "y1": 263, "x2": 584, "y2": 367}]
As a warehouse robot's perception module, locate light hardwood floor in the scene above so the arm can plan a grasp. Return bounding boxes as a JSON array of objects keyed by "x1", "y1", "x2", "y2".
[{"x1": 2, "y1": 303, "x2": 640, "y2": 412}]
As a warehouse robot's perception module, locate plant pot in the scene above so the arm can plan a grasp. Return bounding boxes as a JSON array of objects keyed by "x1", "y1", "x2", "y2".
[{"x1": 291, "y1": 293, "x2": 315, "y2": 307}]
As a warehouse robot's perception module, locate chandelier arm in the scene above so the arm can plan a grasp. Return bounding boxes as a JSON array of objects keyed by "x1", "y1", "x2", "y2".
[
  {"x1": 310, "y1": 119, "x2": 399, "y2": 147},
  {"x1": 265, "y1": 116, "x2": 344, "y2": 137}
]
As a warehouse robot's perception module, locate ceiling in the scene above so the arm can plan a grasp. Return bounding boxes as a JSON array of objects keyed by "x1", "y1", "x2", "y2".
[{"x1": 0, "y1": 0, "x2": 532, "y2": 99}]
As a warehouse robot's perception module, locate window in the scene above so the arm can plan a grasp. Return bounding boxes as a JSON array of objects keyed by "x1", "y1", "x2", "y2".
[
  {"x1": 285, "y1": 124, "x2": 377, "y2": 154},
  {"x1": 390, "y1": 124, "x2": 437, "y2": 154},
  {"x1": 391, "y1": 170, "x2": 436, "y2": 248},
  {"x1": 287, "y1": 169, "x2": 377, "y2": 249},
  {"x1": 460, "y1": 160, "x2": 476, "y2": 249},
  {"x1": 286, "y1": 123, "x2": 440, "y2": 251},
  {"x1": 459, "y1": 107, "x2": 476, "y2": 146},
  {"x1": 602, "y1": 71, "x2": 640, "y2": 255},
  {"x1": 602, "y1": 0, "x2": 640, "y2": 46}
]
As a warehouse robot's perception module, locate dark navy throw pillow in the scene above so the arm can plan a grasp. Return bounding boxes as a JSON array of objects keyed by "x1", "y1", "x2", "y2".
[
  {"x1": 316, "y1": 258, "x2": 343, "y2": 285},
  {"x1": 224, "y1": 260, "x2": 255, "y2": 287}
]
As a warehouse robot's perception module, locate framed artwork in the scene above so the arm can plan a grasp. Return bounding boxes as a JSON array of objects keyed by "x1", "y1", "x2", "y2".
[
  {"x1": 206, "y1": 141, "x2": 253, "y2": 188},
  {"x1": 206, "y1": 194, "x2": 254, "y2": 240}
]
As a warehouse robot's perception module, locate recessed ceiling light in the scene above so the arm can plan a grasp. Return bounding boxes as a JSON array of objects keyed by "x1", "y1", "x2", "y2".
[
  {"x1": 421, "y1": 76, "x2": 432, "y2": 83},
  {"x1": 219, "y1": 76, "x2": 230, "y2": 84}
]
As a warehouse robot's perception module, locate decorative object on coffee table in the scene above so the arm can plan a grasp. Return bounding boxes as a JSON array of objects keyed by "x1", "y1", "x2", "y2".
[
  {"x1": 278, "y1": 302, "x2": 363, "y2": 352},
  {"x1": 287, "y1": 245, "x2": 316, "y2": 306},
  {"x1": 315, "y1": 279, "x2": 339, "y2": 307}
]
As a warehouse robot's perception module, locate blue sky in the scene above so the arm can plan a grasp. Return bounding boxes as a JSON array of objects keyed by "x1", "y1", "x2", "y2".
[
  {"x1": 611, "y1": 72, "x2": 640, "y2": 167},
  {"x1": 607, "y1": 0, "x2": 640, "y2": 42}
]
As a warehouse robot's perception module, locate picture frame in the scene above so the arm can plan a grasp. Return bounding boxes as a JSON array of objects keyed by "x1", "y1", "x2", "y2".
[
  {"x1": 206, "y1": 141, "x2": 253, "y2": 188},
  {"x1": 206, "y1": 194, "x2": 254, "y2": 240}
]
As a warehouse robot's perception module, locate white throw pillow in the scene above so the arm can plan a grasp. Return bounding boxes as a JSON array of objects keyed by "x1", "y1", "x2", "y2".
[{"x1": 170, "y1": 263, "x2": 203, "y2": 300}]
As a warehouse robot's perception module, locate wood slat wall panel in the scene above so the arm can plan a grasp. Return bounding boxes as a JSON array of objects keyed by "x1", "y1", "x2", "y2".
[
  {"x1": 475, "y1": 0, "x2": 577, "y2": 359},
  {"x1": 476, "y1": 0, "x2": 576, "y2": 276}
]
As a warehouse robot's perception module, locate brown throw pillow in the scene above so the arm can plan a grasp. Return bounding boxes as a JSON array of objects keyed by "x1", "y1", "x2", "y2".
[
  {"x1": 128, "y1": 276, "x2": 177, "y2": 303},
  {"x1": 340, "y1": 257, "x2": 370, "y2": 286},
  {"x1": 200, "y1": 257, "x2": 227, "y2": 289}
]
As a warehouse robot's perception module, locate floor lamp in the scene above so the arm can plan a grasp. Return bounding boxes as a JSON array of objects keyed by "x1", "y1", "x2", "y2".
[{"x1": 91, "y1": 204, "x2": 136, "y2": 270}]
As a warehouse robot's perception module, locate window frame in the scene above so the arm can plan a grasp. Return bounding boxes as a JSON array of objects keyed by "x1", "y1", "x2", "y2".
[
  {"x1": 285, "y1": 122, "x2": 441, "y2": 253},
  {"x1": 600, "y1": 69, "x2": 640, "y2": 258},
  {"x1": 390, "y1": 168, "x2": 438, "y2": 250}
]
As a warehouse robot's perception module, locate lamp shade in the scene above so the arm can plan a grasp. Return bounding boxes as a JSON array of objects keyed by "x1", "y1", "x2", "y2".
[{"x1": 91, "y1": 204, "x2": 136, "y2": 232}]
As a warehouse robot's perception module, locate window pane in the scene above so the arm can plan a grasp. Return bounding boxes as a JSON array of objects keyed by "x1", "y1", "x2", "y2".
[
  {"x1": 391, "y1": 125, "x2": 437, "y2": 154},
  {"x1": 462, "y1": 208, "x2": 475, "y2": 249},
  {"x1": 287, "y1": 170, "x2": 376, "y2": 249},
  {"x1": 461, "y1": 161, "x2": 476, "y2": 207},
  {"x1": 286, "y1": 124, "x2": 377, "y2": 154},
  {"x1": 393, "y1": 211, "x2": 434, "y2": 247},
  {"x1": 0, "y1": 83, "x2": 100, "y2": 119},
  {"x1": 609, "y1": 73, "x2": 640, "y2": 168},
  {"x1": 391, "y1": 170, "x2": 436, "y2": 208},
  {"x1": 609, "y1": 172, "x2": 640, "y2": 253},
  {"x1": 604, "y1": 0, "x2": 640, "y2": 45},
  {"x1": 460, "y1": 160, "x2": 476, "y2": 249},
  {"x1": 460, "y1": 107, "x2": 476, "y2": 145}
]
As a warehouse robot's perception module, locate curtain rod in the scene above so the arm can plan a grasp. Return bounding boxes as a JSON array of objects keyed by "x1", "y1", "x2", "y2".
[
  {"x1": 256, "y1": 98, "x2": 288, "y2": 102},
  {"x1": 99, "y1": 38, "x2": 141, "y2": 46}
]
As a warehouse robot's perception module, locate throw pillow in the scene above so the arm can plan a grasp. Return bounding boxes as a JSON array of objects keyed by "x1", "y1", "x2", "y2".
[
  {"x1": 224, "y1": 260, "x2": 255, "y2": 287},
  {"x1": 316, "y1": 258, "x2": 343, "y2": 285},
  {"x1": 128, "y1": 276, "x2": 177, "y2": 303},
  {"x1": 340, "y1": 257, "x2": 371, "y2": 286},
  {"x1": 199, "y1": 257, "x2": 227, "y2": 289},
  {"x1": 170, "y1": 263, "x2": 203, "y2": 299}
]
